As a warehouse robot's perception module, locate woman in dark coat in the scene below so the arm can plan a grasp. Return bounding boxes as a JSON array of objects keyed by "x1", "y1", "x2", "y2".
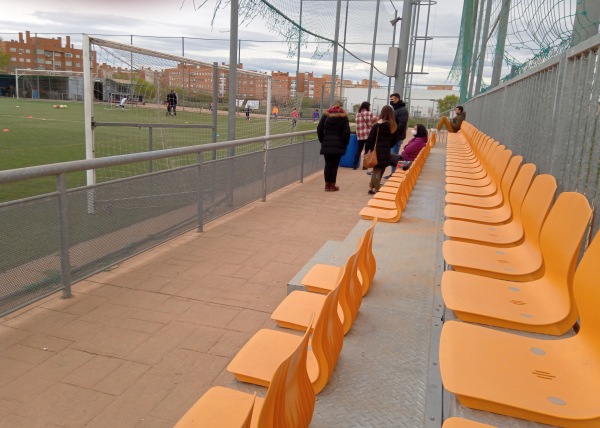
[
  {"x1": 317, "y1": 101, "x2": 351, "y2": 191},
  {"x1": 366, "y1": 105, "x2": 399, "y2": 194}
]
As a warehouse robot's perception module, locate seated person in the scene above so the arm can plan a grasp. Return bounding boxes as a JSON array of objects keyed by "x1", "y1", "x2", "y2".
[
  {"x1": 436, "y1": 105, "x2": 466, "y2": 133},
  {"x1": 397, "y1": 124, "x2": 428, "y2": 163}
]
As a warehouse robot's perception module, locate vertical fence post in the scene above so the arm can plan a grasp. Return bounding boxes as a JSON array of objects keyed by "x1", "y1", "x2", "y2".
[
  {"x1": 57, "y1": 173, "x2": 72, "y2": 298},
  {"x1": 261, "y1": 138, "x2": 269, "y2": 202},
  {"x1": 300, "y1": 134, "x2": 306, "y2": 183},
  {"x1": 148, "y1": 126, "x2": 153, "y2": 173},
  {"x1": 197, "y1": 152, "x2": 204, "y2": 232}
]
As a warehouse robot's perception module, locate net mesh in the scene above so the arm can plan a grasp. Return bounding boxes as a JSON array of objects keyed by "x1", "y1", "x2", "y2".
[
  {"x1": 450, "y1": 0, "x2": 600, "y2": 96},
  {"x1": 200, "y1": 0, "x2": 398, "y2": 82}
]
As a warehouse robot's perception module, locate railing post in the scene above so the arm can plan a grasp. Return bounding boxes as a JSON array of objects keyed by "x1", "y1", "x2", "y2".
[
  {"x1": 261, "y1": 139, "x2": 269, "y2": 202},
  {"x1": 300, "y1": 134, "x2": 306, "y2": 183},
  {"x1": 148, "y1": 126, "x2": 153, "y2": 173},
  {"x1": 57, "y1": 173, "x2": 72, "y2": 298},
  {"x1": 196, "y1": 152, "x2": 204, "y2": 232}
]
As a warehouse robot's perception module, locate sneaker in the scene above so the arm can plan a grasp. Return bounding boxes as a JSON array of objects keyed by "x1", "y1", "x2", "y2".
[
  {"x1": 367, "y1": 189, "x2": 377, "y2": 195},
  {"x1": 366, "y1": 171, "x2": 372, "y2": 176},
  {"x1": 383, "y1": 175, "x2": 391, "y2": 179}
]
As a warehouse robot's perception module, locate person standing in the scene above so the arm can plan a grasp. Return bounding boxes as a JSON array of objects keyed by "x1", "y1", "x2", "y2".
[
  {"x1": 245, "y1": 103, "x2": 251, "y2": 121},
  {"x1": 317, "y1": 101, "x2": 351, "y2": 192},
  {"x1": 366, "y1": 106, "x2": 399, "y2": 194},
  {"x1": 388, "y1": 92, "x2": 408, "y2": 176},
  {"x1": 291, "y1": 107, "x2": 299, "y2": 128},
  {"x1": 436, "y1": 106, "x2": 466, "y2": 133},
  {"x1": 312, "y1": 109, "x2": 320, "y2": 123},
  {"x1": 167, "y1": 89, "x2": 178, "y2": 116},
  {"x1": 272, "y1": 106, "x2": 279, "y2": 120},
  {"x1": 353, "y1": 101, "x2": 377, "y2": 170}
]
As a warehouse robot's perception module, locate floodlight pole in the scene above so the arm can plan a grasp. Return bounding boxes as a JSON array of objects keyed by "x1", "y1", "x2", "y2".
[
  {"x1": 491, "y1": 0, "x2": 510, "y2": 88},
  {"x1": 295, "y1": 0, "x2": 303, "y2": 98},
  {"x1": 329, "y1": 0, "x2": 342, "y2": 105},
  {"x1": 367, "y1": 0, "x2": 381, "y2": 103},
  {"x1": 228, "y1": 0, "x2": 238, "y2": 142},
  {"x1": 388, "y1": 10, "x2": 398, "y2": 97},
  {"x1": 394, "y1": 0, "x2": 413, "y2": 99},
  {"x1": 339, "y1": 0, "x2": 349, "y2": 102}
]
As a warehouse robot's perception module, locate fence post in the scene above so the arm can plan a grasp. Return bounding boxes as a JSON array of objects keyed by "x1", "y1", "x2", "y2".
[
  {"x1": 197, "y1": 152, "x2": 204, "y2": 232},
  {"x1": 262, "y1": 139, "x2": 269, "y2": 202},
  {"x1": 57, "y1": 173, "x2": 72, "y2": 298},
  {"x1": 148, "y1": 126, "x2": 153, "y2": 173},
  {"x1": 300, "y1": 134, "x2": 306, "y2": 183}
]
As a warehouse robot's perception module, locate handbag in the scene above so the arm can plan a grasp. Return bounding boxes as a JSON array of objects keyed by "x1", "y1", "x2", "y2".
[{"x1": 363, "y1": 127, "x2": 379, "y2": 169}]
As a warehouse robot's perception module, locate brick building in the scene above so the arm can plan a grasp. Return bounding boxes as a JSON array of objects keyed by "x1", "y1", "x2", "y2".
[{"x1": 0, "y1": 31, "x2": 97, "y2": 74}]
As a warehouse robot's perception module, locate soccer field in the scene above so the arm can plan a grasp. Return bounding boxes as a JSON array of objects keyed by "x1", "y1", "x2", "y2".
[{"x1": 0, "y1": 97, "x2": 318, "y2": 202}]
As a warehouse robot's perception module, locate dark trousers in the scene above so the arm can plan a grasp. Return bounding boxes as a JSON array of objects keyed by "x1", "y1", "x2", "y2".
[
  {"x1": 353, "y1": 139, "x2": 368, "y2": 168},
  {"x1": 323, "y1": 154, "x2": 342, "y2": 183}
]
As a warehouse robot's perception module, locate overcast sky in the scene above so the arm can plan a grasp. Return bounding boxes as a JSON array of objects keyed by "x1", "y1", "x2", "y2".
[{"x1": 1, "y1": 0, "x2": 467, "y2": 87}]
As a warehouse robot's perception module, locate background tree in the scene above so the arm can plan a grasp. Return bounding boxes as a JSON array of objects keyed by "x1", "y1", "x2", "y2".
[
  {"x1": 0, "y1": 38, "x2": 10, "y2": 71},
  {"x1": 436, "y1": 94, "x2": 459, "y2": 116}
]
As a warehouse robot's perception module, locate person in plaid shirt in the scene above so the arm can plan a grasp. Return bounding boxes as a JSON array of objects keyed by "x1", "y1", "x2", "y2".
[{"x1": 354, "y1": 101, "x2": 378, "y2": 170}]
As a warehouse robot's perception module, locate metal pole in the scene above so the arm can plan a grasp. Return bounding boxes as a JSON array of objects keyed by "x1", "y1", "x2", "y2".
[
  {"x1": 339, "y1": 0, "x2": 350, "y2": 102},
  {"x1": 148, "y1": 127, "x2": 153, "y2": 173},
  {"x1": 57, "y1": 173, "x2": 72, "y2": 298},
  {"x1": 196, "y1": 152, "x2": 204, "y2": 232},
  {"x1": 212, "y1": 62, "x2": 218, "y2": 151},
  {"x1": 367, "y1": 0, "x2": 381, "y2": 103},
  {"x1": 295, "y1": 0, "x2": 303, "y2": 99},
  {"x1": 182, "y1": 37, "x2": 186, "y2": 112},
  {"x1": 82, "y1": 34, "x2": 96, "y2": 213},
  {"x1": 330, "y1": 0, "x2": 342, "y2": 105},
  {"x1": 394, "y1": 0, "x2": 413, "y2": 98},
  {"x1": 491, "y1": 0, "x2": 511, "y2": 88},
  {"x1": 468, "y1": 0, "x2": 483, "y2": 97},
  {"x1": 475, "y1": 0, "x2": 493, "y2": 94},
  {"x1": 388, "y1": 10, "x2": 398, "y2": 97},
  {"x1": 228, "y1": 0, "x2": 238, "y2": 142},
  {"x1": 263, "y1": 76, "x2": 272, "y2": 202},
  {"x1": 300, "y1": 134, "x2": 306, "y2": 182}
]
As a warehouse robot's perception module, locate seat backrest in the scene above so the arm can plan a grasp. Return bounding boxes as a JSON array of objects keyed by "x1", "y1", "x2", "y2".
[
  {"x1": 358, "y1": 218, "x2": 377, "y2": 296},
  {"x1": 311, "y1": 268, "x2": 345, "y2": 394},
  {"x1": 539, "y1": 192, "x2": 591, "y2": 302},
  {"x1": 573, "y1": 229, "x2": 600, "y2": 341},
  {"x1": 499, "y1": 155, "x2": 523, "y2": 201},
  {"x1": 241, "y1": 393, "x2": 257, "y2": 428},
  {"x1": 338, "y1": 241, "x2": 364, "y2": 335},
  {"x1": 519, "y1": 174, "x2": 557, "y2": 249},
  {"x1": 490, "y1": 148, "x2": 512, "y2": 185},
  {"x1": 258, "y1": 315, "x2": 315, "y2": 428},
  {"x1": 507, "y1": 163, "x2": 536, "y2": 217}
]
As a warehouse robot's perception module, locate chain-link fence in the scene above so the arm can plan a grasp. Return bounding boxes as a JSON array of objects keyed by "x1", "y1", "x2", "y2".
[
  {"x1": 464, "y1": 33, "x2": 600, "y2": 237},
  {"x1": 0, "y1": 130, "x2": 321, "y2": 317}
]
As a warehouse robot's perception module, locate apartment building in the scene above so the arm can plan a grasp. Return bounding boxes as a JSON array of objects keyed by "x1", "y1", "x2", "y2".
[{"x1": 0, "y1": 31, "x2": 96, "y2": 74}]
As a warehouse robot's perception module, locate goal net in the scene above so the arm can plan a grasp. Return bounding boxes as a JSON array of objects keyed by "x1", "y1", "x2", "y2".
[{"x1": 83, "y1": 36, "x2": 275, "y2": 184}]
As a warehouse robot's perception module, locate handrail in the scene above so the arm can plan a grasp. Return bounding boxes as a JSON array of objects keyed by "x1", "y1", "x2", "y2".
[{"x1": 0, "y1": 130, "x2": 317, "y2": 184}]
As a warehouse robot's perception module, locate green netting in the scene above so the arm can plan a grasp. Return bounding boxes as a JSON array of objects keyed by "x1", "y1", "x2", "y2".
[
  {"x1": 201, "y1": 0, "x2": 397, "y2": 78},
  {"x1": 450, "y1": 0, "x2": 600, "y2": 98}
]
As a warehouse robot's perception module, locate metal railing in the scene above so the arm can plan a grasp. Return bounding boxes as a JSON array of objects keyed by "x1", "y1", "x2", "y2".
[
  {"x1": 0, "y1": 130, "x2": 321, "y2": 317},
  {"x1": 464, "y1": 33, "x2": 600, "y2": 236}
]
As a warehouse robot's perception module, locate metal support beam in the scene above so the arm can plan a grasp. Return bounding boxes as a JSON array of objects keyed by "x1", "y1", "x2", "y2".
[
  {"x1": 394, "y1": 0, "x2": 413, "y2": 99},
  {"x1": 330, "y1": 0, "x2": 342, "y2": 105},
  {"x1": 339, "y1": 0, "x2": 350, "y2": 102},
  {"x1": 228, "y1": 0, "x2": 238, "y2": 141},
  {"x1": 367, "y1": 0, "x2": 381, "y2": 103},
  {"x1": 475, "y1": 0, "x2": 493, "y2": 94},
  {"x1": 491, "y1": 0, "x2": 511, "y2": 88}
]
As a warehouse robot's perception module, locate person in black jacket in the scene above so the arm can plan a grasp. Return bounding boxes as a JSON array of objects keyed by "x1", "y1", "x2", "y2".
[
  {"x1": 317, "y1": 101, "x2": 351, "y2": 191},
  {"x1": 388, "y1": 92, "x2": 408, "y2": 175},
  {"x1": 366, "y1": 105, "x2": 400, "y2": 194}
]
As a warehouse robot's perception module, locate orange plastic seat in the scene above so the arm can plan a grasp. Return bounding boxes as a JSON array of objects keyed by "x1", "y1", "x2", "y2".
[
  {"x1": 444, "y1": 149, "x2": 512, "y2": 208},
  {"x1": 175, "y1": 316, "x2": 315, "y2": 428},
  {"x1": 445, "y1": 154, "x2": 520, "y2": 213},
  {"x1": 271, "y1": 242, "x2": 363, "y2": 335},
  {"x1": 301, "y1": 218, "x2": 377, "y2": 297},
  {"x1": 440, "y1": 230, "x2": 600, "y2": 426},
  {"x1": 443, "y1": 173, "x2": 555, "y2": 246},
  {"x1": 228, "y1": 270, "x2": 344, "y2": 394},
  {"x1": 442, "y1": 192, "x2": 591, "y2": 335},
  {"x1": 444, "y1": 161, "x2": 533, "y2": 225},
  {"x1": 442, "y1": 417, "x2": 496, "y2": 428},
  {"x1": 443, "y1": 192, "x2": 587, "y2": 282}
]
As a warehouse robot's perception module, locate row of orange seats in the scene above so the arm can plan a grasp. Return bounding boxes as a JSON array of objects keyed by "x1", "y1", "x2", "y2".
[
  {"x1": 439, "y1": 123, "x2": 600, "y2": 428},
  {"x1": 359, "y1": 132, "x2": 436, "y2": 222},
  {"x1": 174, "y1": 219, "x2": 378, "y2": 427}
]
